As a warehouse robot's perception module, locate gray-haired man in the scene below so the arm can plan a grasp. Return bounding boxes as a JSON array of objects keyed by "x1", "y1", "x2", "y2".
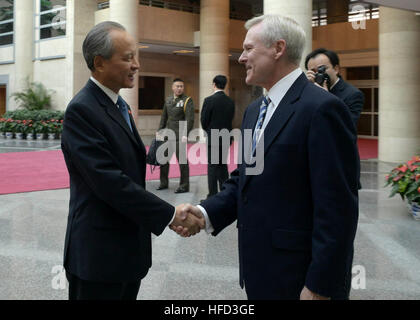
[{"x1": 61, "y1": 21, "x2": 202, "y2": 300}]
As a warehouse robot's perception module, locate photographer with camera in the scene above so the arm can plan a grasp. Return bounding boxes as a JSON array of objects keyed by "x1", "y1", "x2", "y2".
[{"x1": 305, "y1": 48, "x2": 364, "y2": 129}]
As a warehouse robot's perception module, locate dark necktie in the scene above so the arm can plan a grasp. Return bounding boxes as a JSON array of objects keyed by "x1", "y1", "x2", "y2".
[
  {"x1": 252, "y1": 96, "x2": 270, "y2": 155},
  {"x1": 117, "y1": 96, "x2": 133, "y2": 132}
]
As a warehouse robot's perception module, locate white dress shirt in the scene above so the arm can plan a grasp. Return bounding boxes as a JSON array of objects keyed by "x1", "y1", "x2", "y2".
[
  {"x1": 90, "y1": 77, "x2": 177, "y2": 226},
  {"x1": 198, "y1": 68, "x2": 303, "y2": 234}
]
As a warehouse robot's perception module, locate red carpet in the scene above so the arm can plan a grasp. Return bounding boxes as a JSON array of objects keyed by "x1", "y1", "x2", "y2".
[
  {"x1": 357, "y1": 138, "x2": 378, "y2": 160},
  {"x1": 0, "y1": 139, "x2": 377, "y2": 195}
]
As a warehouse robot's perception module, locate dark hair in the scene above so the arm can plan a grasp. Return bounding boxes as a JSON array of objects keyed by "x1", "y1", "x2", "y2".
[
  {"x1": 304, "y1": 48, "x2": 340, "y2": 70},
  {"x1": 213, "y1": 75, "x2": 227, "y2": 89},
  {"x1": 83, "y1": 21, "x2": 126, "y2": 71},
  {"x1": 173, "y1": 78, "x2": 184, "y2": 83}
]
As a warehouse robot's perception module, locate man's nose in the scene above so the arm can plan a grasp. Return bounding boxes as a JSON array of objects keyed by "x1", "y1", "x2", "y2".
[
  {"x1": 132, "y1": 57, "x2": 140, "y2": 70},
  {"x1": 238, "y1": 51, "x2": 246, "y2": 64}
]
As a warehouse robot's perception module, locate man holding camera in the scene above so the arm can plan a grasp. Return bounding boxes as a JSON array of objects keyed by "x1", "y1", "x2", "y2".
[{"x1": 305, "y1": 48, "x2": 364, "y2": 129}]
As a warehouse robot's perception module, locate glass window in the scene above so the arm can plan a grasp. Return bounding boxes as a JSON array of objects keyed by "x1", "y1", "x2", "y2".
[
  {"x1": 0, "y1": 0, "x2": 13, "y2": 46},
  {"x1": 357, "y1": 114, "x2": 372, "y2": 136},
  {"x1": 39, "y1": 0, "x2": 66, "y2": 40}
]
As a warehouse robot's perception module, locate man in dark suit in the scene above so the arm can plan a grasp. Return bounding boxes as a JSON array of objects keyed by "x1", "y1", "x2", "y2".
[
  {"x1": 61, "y1": 21, "x2": 201, "y2": 300},
  {"x1": 201, "y1": 75, "x2": 235, "y2": 198},
  {"x1": 305, "y1": 48, "x2": 364, "y2": 129},
  {"x1": 175, "y1": 15, "x2": 359, "y2": 300}
]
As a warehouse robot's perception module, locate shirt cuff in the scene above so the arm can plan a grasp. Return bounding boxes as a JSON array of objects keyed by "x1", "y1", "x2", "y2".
[
  {"x1": 167, "y1": 208, "x2": 177, "y2": 227},
  {"x1": 197, "y1": 205, "x2": 214, "y2": 234}
]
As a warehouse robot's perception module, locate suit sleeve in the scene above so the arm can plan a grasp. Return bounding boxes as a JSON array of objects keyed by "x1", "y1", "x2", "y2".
[
  {"x1": 62, "y1": 103, "x2": 175, "y2": 236},
  {"x1": 201, "y1": 168, "x2": 240, "y2": 236},
  {"x1": 185, "y1": 98, "x2": 195, "y2": 135},
  {"x1": 304, "y1": 98, "x2": 359, "y2": 297},
  {"x1": 158, "y1": 101, "x2": 168, "y2": 131},
  {"x1": 200, "y1": 98, "x2": 210, "y2": 131},
  {"x1": 345, "y1": 90, "x2": 364, "y2": 129}
]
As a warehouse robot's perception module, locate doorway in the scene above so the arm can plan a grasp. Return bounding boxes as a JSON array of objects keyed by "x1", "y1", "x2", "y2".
[{"x1": 0, "y1": 85, "x2": 6, "y2": 116}]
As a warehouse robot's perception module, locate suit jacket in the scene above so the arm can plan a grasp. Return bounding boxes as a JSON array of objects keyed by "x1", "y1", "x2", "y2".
[
  {"x1": 61, "y1": 80, "x2": 174, "y2": 283},
  {"x1": 330, "y1": 78, "x2": 364, "y2": 129},
  {"x1": 201, "y1": 73, "x2": 359, "y2": 299},
  {"x1": 200, "y1": 91, "x2": 235, "y2": 145},
  {"x1": 158, "y1": 94, "x2": 195, "y2": 140}
]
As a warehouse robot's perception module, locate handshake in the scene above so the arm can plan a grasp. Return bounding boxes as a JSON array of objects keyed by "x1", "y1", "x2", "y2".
[{"x1": 169, "y1": 204, "x2": 206, "y2": 237}]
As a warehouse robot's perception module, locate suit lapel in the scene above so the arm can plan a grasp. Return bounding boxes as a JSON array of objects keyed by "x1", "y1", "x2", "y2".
[
  {"x1": 87, "y1": 80, "x2": 145, "y2": 154},
  {"x1": 241, "y1": 73, "x2": 308, "y2": 191}
]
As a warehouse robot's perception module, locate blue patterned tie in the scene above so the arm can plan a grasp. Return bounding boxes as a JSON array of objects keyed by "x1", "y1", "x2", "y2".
[
  {"x1": 252, "y1": 96, "x2": 270, "y2": 156},
  {"x1": 117, "y1": 96, "x2": 133, "y2": 132}
]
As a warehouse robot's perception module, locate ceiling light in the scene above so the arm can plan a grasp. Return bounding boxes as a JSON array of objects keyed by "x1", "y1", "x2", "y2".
[{"x1": 173, "y1": 50, "x2": 194, "y2": 54}]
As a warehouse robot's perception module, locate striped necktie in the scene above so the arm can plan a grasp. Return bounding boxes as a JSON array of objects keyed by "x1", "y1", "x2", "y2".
[
  {"x1": 252, "y1": 96, "x2": 270, "y2": 156},
  {"x1": 117, "y1": 96, "x2": 133, "y2": 132}
]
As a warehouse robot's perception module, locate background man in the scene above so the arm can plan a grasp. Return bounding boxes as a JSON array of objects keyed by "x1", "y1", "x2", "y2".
[
  {"x1": 200, "y1": 75, "x2": 235, "y2": 199},
  {"x1": 61, "y1": 22, "x2": 200, "y2": 300},
  {"x1": 305, "y1": 48, "x2": 364, "y2": 129},
  {"x1": 176, "y1": 15, "x2": 359, "y2": 300},
  {"x1": 157, "y1": 78, "x2": 195, "y2": 194}
]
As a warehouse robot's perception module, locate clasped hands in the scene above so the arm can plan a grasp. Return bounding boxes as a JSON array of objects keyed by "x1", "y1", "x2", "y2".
[{"x1": 169, "y1": 204, "x2": 205, "y2": 237}]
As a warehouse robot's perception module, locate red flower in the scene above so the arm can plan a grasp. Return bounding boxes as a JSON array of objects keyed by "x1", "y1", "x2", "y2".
[
  {"x1": 412, "y1": 156, "x2": 420, "y2": 162},
  {"x1": 393, "y1": 175, "x2": 403, "y2": 182},
  {"x1": 397, "y1": 165, "x2": 408, "y2": 173},
  {"x1": 410, "y1": 165, "x2": 419, "y2": 172},
  {"x1": 416, "y1": 174, "x2": 420, "y2": 181}
]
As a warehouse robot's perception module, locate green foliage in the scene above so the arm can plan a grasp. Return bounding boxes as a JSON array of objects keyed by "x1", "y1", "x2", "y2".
[
  {"x1": 3, "y1": 110, "x2": 64, "y2": 121},
  {"x1": 11, "y1": 79, "x2": 55, "y2": 111},
  {"x1": 385, "y1": 156, "x2": 420, "y2": 205}
]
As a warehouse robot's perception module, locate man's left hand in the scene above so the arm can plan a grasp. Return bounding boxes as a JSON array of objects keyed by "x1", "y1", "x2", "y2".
[{"x1": 300, "y1": 286, "x2": 330, "y2": 300}]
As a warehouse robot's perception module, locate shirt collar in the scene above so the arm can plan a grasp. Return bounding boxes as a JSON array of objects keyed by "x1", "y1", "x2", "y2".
[
  {"x1": 266, "y1": 68, "x2": 303, "y2": 109},
  {"x1": 214, "y1": 89, "x2": 224, "y2": 94},
  {"x1": 90, "y1": 76, "x2": 119, "y2": 105},
  {"x1": 330, "y1": 77, "x2": 340, "y2": 90}
]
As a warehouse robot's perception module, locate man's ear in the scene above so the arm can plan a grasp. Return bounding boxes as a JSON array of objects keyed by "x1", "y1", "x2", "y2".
[
  {"x1": 274, "y1": 39, "x2": 286, "y2": 60},
  {"x1": 333, "y1": 64, "x2": 340, "y2": 76},
  {"x1": 93, "y1": 56, "x2": 105, "y2": 72}
]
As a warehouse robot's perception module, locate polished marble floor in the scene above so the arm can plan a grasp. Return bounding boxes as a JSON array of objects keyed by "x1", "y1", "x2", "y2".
[{"x1": 0, "y1": 138, "x2": 419, "y2": 300}]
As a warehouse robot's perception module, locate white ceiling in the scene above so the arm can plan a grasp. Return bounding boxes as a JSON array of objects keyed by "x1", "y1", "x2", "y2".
[
  {"x1": 138, "y1": 42, "x2": 242, "y2": 61},
  {"x1": 360, "y1": 0, "x2": 420, "y2": 11}
]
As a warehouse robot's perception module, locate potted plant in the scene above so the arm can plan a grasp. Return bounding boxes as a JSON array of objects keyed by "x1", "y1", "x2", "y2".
[
  {"x1": 0, "y1": 118, "x2": 6, "y2": 138},
  {"x1": 45, "y1": 119, "x2": 60, "y2": 140},
  {"x1": 385, "y1": 156, "x2": 420, "y2": 220},
  {"x1": 4, "y1": 118, "x2": 17, "y2": 139},
  {"x1": 15, "y1": 120, "x2": 25, "y2": 140},
  {"x1": 25, "y1": 120, "x2": 36, "y2": 140},
  {"x1": 33, "y1": 120, "x2": 48, "y2": 140}
]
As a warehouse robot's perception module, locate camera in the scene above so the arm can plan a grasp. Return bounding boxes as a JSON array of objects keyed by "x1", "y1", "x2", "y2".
[{"x1": 314, "y1": 65, "x2": 331, "y2": 90}]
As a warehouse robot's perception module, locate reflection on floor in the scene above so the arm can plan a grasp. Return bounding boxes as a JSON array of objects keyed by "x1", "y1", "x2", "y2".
[{"x1": 0, "y1": 138, "x2": 419, "y2": 300}]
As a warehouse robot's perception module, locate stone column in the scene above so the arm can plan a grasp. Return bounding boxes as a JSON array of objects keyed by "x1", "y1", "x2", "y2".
[
  {"x1": 378, "y1": 7, "x2": 420, "y2": 162},
  {"x1": 200, "y1": 0, "x2": 230, "y2": 129},
  {"x1": 110, "y1": 0, "x2": 139, "y2": 122},
  {"x1": 264, "y1": 0, "x2": 312, "y2": 70},
  {"x1": 14, "y1": 0, "x2": 34, "y2": 102}
]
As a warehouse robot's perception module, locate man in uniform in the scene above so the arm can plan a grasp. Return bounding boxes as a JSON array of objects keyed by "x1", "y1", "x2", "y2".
[{"x1": 157, "y1": 78, "x2": 195, "y2": 193}]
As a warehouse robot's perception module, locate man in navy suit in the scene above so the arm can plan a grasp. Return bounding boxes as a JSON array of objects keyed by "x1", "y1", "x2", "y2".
[
  {"x1": 305, "y1": 48, "x2": 364, "y2": 129},
  {"x1": 61, "y1": 21, "x2": 202, "y2": 300},
  {"x1": 175, "y1": 15, "x2": 359, "y2": 300}
]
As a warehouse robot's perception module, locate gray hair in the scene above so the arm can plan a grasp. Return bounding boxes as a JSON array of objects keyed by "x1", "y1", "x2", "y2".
[
  {"x1": 245, "y1": 14, "x2": 306, "y2": 65},
  {"x1": 82, "y1": 21, "x2": 126, "y2": 71}
]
